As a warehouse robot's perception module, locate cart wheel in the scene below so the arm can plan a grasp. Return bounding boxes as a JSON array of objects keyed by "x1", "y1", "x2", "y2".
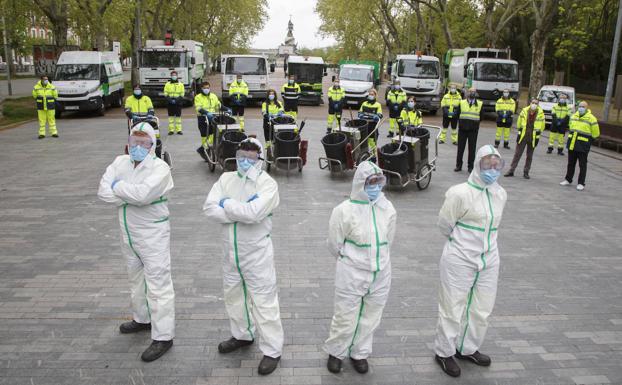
[
  {"x1": 162, "y1": 151, "x2": 172, "y2": 167},
  {"x1": 356, "y1": 152, "x2": 370, "y2": 165},
  {"x1": 416, "y1": 164, "x2": 432, "y2": 190},
  {"x1": 207, "y1": 148, "x2": 216, "y2": 172}
]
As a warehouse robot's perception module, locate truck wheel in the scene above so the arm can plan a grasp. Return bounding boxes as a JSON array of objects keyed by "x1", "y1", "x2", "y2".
[
  {"x1": 97, "y1": 101, "x2": 106, "y2": 116},
  {"x1": 430, "y1": 109, "x2": 438, "y2": 116},
  {"x1": 114, "y1": 91, "x2": 123, "y2": 107}
]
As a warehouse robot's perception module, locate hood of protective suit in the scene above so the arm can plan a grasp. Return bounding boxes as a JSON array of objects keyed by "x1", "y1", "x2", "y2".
[
  {"x1": 238, "y1": 137, "x2": 264, "y2": 181},
  {"x1": 130, "y1": 122, "x2": 157, "y2": 155},
  {"x1": 468, "y1": 145, "x2": 503, "y2": 190},
  {"x1": 351, "y1": 161, "x2": 387, "y2": 205}
]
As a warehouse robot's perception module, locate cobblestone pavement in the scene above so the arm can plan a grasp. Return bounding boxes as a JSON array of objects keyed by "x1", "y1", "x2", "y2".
[{"x1": 0, "y1": 114, "x2": 621, "y2": 385}]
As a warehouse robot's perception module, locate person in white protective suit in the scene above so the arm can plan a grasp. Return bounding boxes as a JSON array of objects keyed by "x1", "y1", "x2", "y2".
[
  {"x1": 203, "y1": 138, "x2": 284, "y2": 376},
  {"x1": 97, "y1": 122, "x2": 175, "y2": 362},
  {"x1": 324, "y1": 161, "x2": 397, "y2": 374},
  {"x1": 433, "y1": 145, "x2": 507, "y2": 377}
]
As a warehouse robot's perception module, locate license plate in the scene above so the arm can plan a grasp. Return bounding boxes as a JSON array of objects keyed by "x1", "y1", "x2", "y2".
[
  {"x1": 247, "y1": 95, "x2": 253, "y2": 98},
  {"x1": 65, "y1": 105, "x2": 79, "y2": 110},
  {"x1": 158, "y1": 92, "x2": 165, "y2": 96},
  {"x1": 347, "y1": 100, "x2": 358, "y2": 105}
]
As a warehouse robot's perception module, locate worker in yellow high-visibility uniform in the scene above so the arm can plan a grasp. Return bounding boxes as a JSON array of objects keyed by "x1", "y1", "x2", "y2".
[
  {"x1": 326, "y1": 78, "x2": 345, "y2": 134},
  {"x1": 229, "y1": 73, "x2": 249, "y2": 130},
  {"x1": 281, "y1": 75, "x2": 301, "y2": 119},
  {"x1": 494, "y1": 89, "x2": 516, "y2": 149},
  {"x1": 504, "y1": 99, "x2": 545, "y2": 179},
  {"x1": 194, "y1": 81, "x2": 223, "y2": 159},
  {"x1": 440, "y1": 84, "x2": 461, "y2": 144},
  {"x1": 548, "y1": 94, "x2": 571, "y2": 155},
  {"x1": 163, "y1": 71, "x2": 185, "y2": 135},
  {"x1": 386, "y1": 80, "x2": 407, "y2": 137},
  {"x1": 32, "y1": 75, "x2": 59, "y2": 139}
]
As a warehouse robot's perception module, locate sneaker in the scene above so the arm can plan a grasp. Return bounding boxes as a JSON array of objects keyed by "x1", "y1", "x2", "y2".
[
  {"x1": 560, "y1": 180, "x2": 570, "y2": 186},
  {"x1": 547, "y1": 147, "x2": 553, "y2": 154},
  {"x1": 455, "y1": 350, "x2": 491, "y2": 366},
  {"x1": 350, "y1": 357, "x2": 369, "y2": 374},
  {"x1": 435, "y1": 355, "x2": 461, "y2": 377},
  {"x1": 504, "y1": 171, "x2": 514, "y2": 177},
  {"x1": 176, "y1": 131, "x2": 183, "y2": 135},
  {"x1": 523, "y1": 172, "x2": 530, "y2": 179},
  {"x1": 557, "y1": 148, "x2": 564, "y2": 155},
  {"x1": 196, "y1": 146, "x2": 208, "y2": 162},
  {"x1": 494, "y1": 141, "x2": 500, "y2": 148},
  {"x1": 168, "y1": 131, "x2": 174, "y2": 136},
  {"x1": 51, "y1": 134, "x2": 59, "y2": 138},
  {"x1": 119, "y1": 320, "x2": 151, "y2": 334},
  {"x1": 439, "y1": 139, "x2": 445, "y2": 144},
  {"x1": 141, "y1": 340, "x2": 173, "y2": 362},
  {"x1": 327, "y1": 355, "x2": 342, "y2": 373},
  {"x1": 387, "y1": 132, "x2": 394, "y2": 138},
  {"x1": 38, "y1": 135, "x2": 45, "y2": 139},
  {"x1": 258, "y1": 355, "x2": 280, "y2": 375},
  {"x1": 452, "y1": 142, "x2": 458, "y2": 146},
  {"x1": 454, "y1": 167, "x2": 461, "y2": 172},
  {"x1": 217, "y1": 337, "x2": 254, "y2": 354},
  {"x1": 503, "y1": 142, "x2": 510, "y2": 149},
  {"x1": 577, "y1": 184, "x2": 585, "y2": 191}
]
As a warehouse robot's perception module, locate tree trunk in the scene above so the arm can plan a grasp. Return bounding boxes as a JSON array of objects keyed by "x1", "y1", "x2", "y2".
[
  {"x1": 437, "y1": 0, "x2": 454, "y2": 48},
  {"x1": 527, "y1": 0, "x2": 558, "y2": 99},
  {"x1": 131, "y1": 0, "x2": 142, "y2": 86}
]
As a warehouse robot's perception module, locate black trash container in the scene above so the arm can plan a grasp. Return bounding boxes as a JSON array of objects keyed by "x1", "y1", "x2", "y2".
[
  {"x1": 404, "y1": 126, "x2": 430, "y2": 172},
  {"x1": 379, "y1": 142, "x2": 409, "y2": 179},
  {"x1": 274, "y1": 131, "x2": 301, "y2": 159},
  {"x1": 321, "y1": 132, "x2": 348, "y2": 167},
  {"x1": 272, "y1": 115, "x2": 296, "y2": 125},
  {"x1": 220, "y1": 131, "x2": 247, "y2": 170},
  {"x1": 345, "y1": 119, "x2": 369, "y2": 148},
  {"x1": 213, "y1": 115, "x2": 237, "y2": 125}
]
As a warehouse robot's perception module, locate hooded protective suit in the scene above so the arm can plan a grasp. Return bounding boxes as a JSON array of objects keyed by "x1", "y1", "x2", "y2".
[
  {"x1": 98, "y1": 122, "x2": 175, "y2": 341},
  {"x1": 203, "y1": 138, "x2": 284, "y2": 358},
  {"x1": 324, "y1": 161, "x2": 397, "y2": 360},
  {"x1": 433, "y1": 145, "x2": 507, "y2": 358}
]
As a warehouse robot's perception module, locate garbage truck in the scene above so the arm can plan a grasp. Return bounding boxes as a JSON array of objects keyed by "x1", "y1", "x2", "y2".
[
  {"x1": 138, "y1": 35, "x2": 206, "y2": 104},
  {"x1": 335, "y1": 60, "x2": 380, "y2": 108},
  {"x1": 444, "y1": 47, "x2": 519, "y2": 111},
  {"x1": 387, "y1": 53, "x2": 443, "y2": 114},
  {"x1": 285, "y1": 55, "x2": 326, "y2": 105},
  {"x1": 220, "y1": 54, "x2": 273, "y2": 104}
]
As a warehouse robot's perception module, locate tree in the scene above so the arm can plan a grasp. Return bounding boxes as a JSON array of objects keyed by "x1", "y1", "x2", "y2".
[
  {"x1": 527, "y1": 0, "x2": 559, "y2": 99},
  {"x1": 481, "y1": 0, "x2": 530, "y2": 47},
  {"x1": 32, "y1": 0, "x2": 68, "y2": 53}
]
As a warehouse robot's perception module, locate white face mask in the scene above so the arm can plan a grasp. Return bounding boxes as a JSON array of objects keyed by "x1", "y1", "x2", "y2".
[
  {"x1": 202, "y1": 88, "x2": 210, "y2": 94},
  {"x1": 268, "y1": 94, "x2": 275, "y2": 101},
  {"x1": 42, "y1": 79, "x2": 49, "y2": 85},
  {"x1": 407, "y1": 101, "x2": 415, "y2": 109},
  {"x1": 171, "y1": 76, "x2": 177, "y2": 81},
  {"x1": 334, "y1": 83, "x2": 339, "y2": 87},
  {"x1": 530, "y1": 103, "x2": 537, "y2": 110},
  {"x1": 236, "y1": 78, "x2": 242, "y2": 83},
  {"x1": 503, "y1": 92, "x2": 509, "y2": 97},
  {"x1": 450, "y1": 88, "x2": 456, "y2": 93}
]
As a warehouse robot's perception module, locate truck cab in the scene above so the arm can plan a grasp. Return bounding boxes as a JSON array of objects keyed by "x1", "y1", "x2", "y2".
[
  {"x1": 388, "y1": 54, "x2": 442, "y2": 114},
  {"x1": 286, "y1": 55, "x2": 325, "y2": 105},
  {"x1": 465, "y1": 58, "x2": 519, "y2": 111},
  {"x1": 338, "y1": 64, "x2": 375, "y2": 108},
  {"x1": 221, "y1": 54, "x2": 271, "y2": 104}
]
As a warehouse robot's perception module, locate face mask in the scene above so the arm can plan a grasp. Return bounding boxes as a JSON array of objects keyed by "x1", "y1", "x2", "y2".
[
  {"x1": 334, "y1": 83, "x2": 339, "y2": 88},
  {"x1": 237, "y1": 157, "x2": 256, "y2": 172},
  {"x1": 133, "y1": 90, "x2": 142, "y2": 97},
  {"x1": 530, "y1": 103, "x2": 537, "y2": 111},
  {"x1": 129, "y1": 145, "x2": 149, "y2": 162},
  {"x1": 237, "y1": 78, "x2": 242, "y2": 83},
  {"x1": 559, "y1": 99, "x2": 567, "y2": 105},
  {"x1": 42, "y1": 79, "x2": 49, "y2": 85},
  {"x1": 578, "y1": 107, "x2": 586, "y2": 115},
  {"x1": 171, "y1": 76, "x2": 177, "y2": 81},
  {"x1": 503, "y1": 92, "x2": 509, "y2": 98},
  {"x1": 202, "y1": 88, "x2": 210, "y2": 95},
  {"x1": 450, "y1": 88, "x2": 456, "y2": 94},
  {"x1": 393, "y1": 85, "x2": 399, "y2": 90},
  {"x1": 268, "y1": 94, "x2": 275, "y2": 101},
  {"x1": 365, "y1": 184, "x2": 382, "y2": 201},
  {"x1": 367, "y1": 95, "x2": 375, "y2": 102},
  {"x1": 469, "y1": 93, "x2": 476, "y2": 99},
  {"x1": 289, "y1": 79, "x2": 294, "y2": 84},
  {"x1": 480, "y1": 169, "x2": 501, "y2": 185},
  {"x1": 407, "y1": 101, "x2": 415, "y2": 109}
]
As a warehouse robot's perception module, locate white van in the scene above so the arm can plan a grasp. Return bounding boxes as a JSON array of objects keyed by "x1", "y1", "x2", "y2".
[
  {"x1": 54, "y1": 51, "x2": 124, "y2": 116},
  {"x1": 220, "y1": 54, "x2": 273, "y2": 103},
  {"x1": 537, "y1": 85, "x2": 576, "y2": 126}
]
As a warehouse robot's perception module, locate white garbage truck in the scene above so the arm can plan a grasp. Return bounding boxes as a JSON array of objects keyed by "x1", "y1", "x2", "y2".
[
  {"x1": 220, "y1": 54, "x2": 273, "y2": 104},
  {"x1": 387, "y1": 54, "x2": 443, "y2": 114}
]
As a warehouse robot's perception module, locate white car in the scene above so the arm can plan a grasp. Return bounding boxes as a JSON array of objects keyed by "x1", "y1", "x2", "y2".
[{"x1": 537, "y1": 85, "x2": 576, "y2": 126}]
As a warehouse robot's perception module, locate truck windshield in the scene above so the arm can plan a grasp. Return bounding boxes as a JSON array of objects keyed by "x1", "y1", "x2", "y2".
[
  {"x1": 140, "y1": 51, "x2": 185, "y2": 67},
  {"x1": 398, "y1": 59, "x2": 439, "y2": 79},
  {"x1": 226, "y1": 57, "x2": 267, "y2": 75},
  {"x1": 538, "y1": 90, "x2": 574, "y2": 104},
  {"x1": 288, "y1": 63, "x2": 323, "y2": 83},
  {"x1": 54, "y1": 64, "x2": 100, "y2": 81},
  {"x1": 339, "y1": 67, "x2": 373, "y2": 82},
  {"x1": 474, "y1": 62, "x2": 518, "y2": 82}
]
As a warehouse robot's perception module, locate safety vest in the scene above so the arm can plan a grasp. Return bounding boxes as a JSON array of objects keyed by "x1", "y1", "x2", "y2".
[
  {"x1": 124, "y1": 95, "x2": 154, "y2": 114},
  {"x1": 261, "y1": 100, "x2": 284, "y2": 115},
  {"x1": 194, "y1": 92, "x2": 221, "y2": 115},
  {"x1": 516, "y1": 106, "x2": 545, "y2": 147},
  {"x1": 552, "y1": 103, "x2": 571, "y2": 119},
  {"x1": 495, "y1": 97, "x2": 515, "y2": 114},
  {"x1": 327, "y1": 86, "x2": 345, "y2": 102},
  {"x1": 567, "y1": 110, "x2": 600, "y2": 152},
  {"x1": 360, "y1": 101, "x2": 382, "y2": 115},
  {"x1": 229, "y1": 80, "x2": 249, "y2": 97},
  {"x1": 163, "y1": 80, "x2": 185, "y2": 98},
  {"x1": 32, "y1": 81, "x2": 58, "y2": 110},
  {"x1": 398, "y1": 108, "x2": 422, "y2": 126},
  {"x1": 387, "y1": 89, "x2": 407, "y2": 106},
  {"x1": 458, "y1": 99, "x2": 482, "y2": 121},
  {"x1": 281, "y1": 82, "x2": 301, "y2": 100},
  {"x1": 441, "y1": 92, "x2": 461, "y2": 113}
]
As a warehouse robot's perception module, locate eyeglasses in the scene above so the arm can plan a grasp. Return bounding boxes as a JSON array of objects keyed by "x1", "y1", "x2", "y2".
[
  {"x1": 480, "y1": 155, "x2": 505, "y2": 171},
  {"x1": 365, "y1": 174, "x2": 387, "y2": 188},
  {"x1": 236, "y1": 149, "x2": 261, "y2": 162},
  {"x1": 129, "y1": 136, "x2": 153, "y2": 149}
]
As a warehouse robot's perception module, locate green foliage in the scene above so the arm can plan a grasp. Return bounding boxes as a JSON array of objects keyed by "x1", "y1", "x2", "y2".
[{"x1": 0, "y1": 97, "x2": 37, "y2": 128}]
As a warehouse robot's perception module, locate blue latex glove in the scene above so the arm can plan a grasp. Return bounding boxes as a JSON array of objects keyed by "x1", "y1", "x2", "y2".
[
  {"x1": 147, "y1": 111, "x2": 154, "y2": 117},
  {"x1": 357, "y1": 112, "x2": 364, "y2": 118},
  {"x1": 373, "y1": 115, "x2": 380, "y2": 122},
  {"x1": 246, "y1": 193, "x2": 259, "y2": 202},
  {"x1": 334, "y1": 103, "x2": 339, "y2": 109},
  {"x1": 111, "y1": 179, "x2": 120, "y2": 189},
  {"x1": 277, "y1": 111, "x2": 284, "y2": 116},
  {"x1": 170, "y1": 98, "x2": 176, "y2": 105},
  {"x1": 131, "y1": 113, "x2": 138, "y2": 120},
  {"x1": 219, "y1": 198, "x2": 229, "y2": 208},
  {"x1": 207, "y1": 112, "x2": 214, "y2": 119},
  {"x1": 227, "y1": 108, "x2": 232, "y2": 114}
]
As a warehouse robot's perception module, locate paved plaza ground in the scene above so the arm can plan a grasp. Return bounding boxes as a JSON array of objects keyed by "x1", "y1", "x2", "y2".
[{"x1": 0, "y1": 111, "x2": 621, "y2": 385}]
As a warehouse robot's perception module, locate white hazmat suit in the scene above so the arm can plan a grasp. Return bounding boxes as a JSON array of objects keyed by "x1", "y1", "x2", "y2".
[
  {"x1": 324, "y1": 161, "x2": 397, "y2": 360},
  {"x1": 434, "y1": 145, "x2": 507, "y2": 358},
  {"x1": 98, "y1": 122, "x2": 175, "y2": 341},
  {"x1": 203, "y1": 139, "x2": 284, "y2": 358}
]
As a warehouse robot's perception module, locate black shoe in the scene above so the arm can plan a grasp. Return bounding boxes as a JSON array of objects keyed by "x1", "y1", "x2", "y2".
[
  {"x1": 177, "y1": 131, "x2": 183, "y2": 135},
  {"x1": 467, "y1": 168, "x2": 473, "y2": 173},
  {"x1": 350, "y1": 357, "x2": 369, "y2": 374},
  {"x1": 52, "y1": 134, "x2": 59, "y2": 138},
  {"x1": 504, "y1": 142, "x2": 510, "y2": 149},
  {"x1": 168, "y1": 131, "x2": 174, "y2": 136},
  {"x1": 141, "y1": 340, "x2": 173, "y2": 362},
  {"x1": 439, "y1": 139, "x2": 445, "y2": 144},
  {"x1": 504, "y1": 170, "x2": 514, "y2": 177},
  {"x1": 217, "y1": 337, "x2": 254, "y2": 354},
  {"x1": 455, "y1": 350, "x2": 491, "y2": 366},
  {"x1": 453, "y1": 142, "x2": 458, "y2": 146},
  {"x1": 258, "y1": 355, "x2": 280, "y2": 375},
  {"x1": 524, "y1": 172, "x2": 530, "y2": 179},
  {"x1": 327, "y1": 355, "x2": 342, "y2": 373},
  {"x1": 119, "y1": 320, "x2": 151, "y2": 334},
  {"x1": 38, "y1": 135, "x2": 45, "y2": 139},
  {"x1": 547, "y1": 147, "x2": 553, "y2": 154},
  {"x1": 435, "y1": 355, "x2": 461, "y2": 377},
  {"x1": 494, "y1": 140, "x2": 500, "y2": 148},
  {"x1": 558, "y1": 148, "x2": 564, "y2": 156},
  {"x1": 196, "y1": 146, "x2": 209, "y2": 162},
  {"x1": 454, "y1": 167, "x2": 461, "y2": 172},
  {"x1": 387, "y1": 132, "x2": 394, "y2": 138}
]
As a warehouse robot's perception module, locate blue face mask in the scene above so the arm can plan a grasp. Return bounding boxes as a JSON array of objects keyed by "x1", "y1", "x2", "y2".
[
  {"x1": 129, "y1": 145, "x2": 150, "y2": 162},
  {"x1": 268, "y1": 94, "x2": 275, "y2": 101},
  {"x1": 407, "y1": 101, "x2": 415, "y2": 109},
  {"x1": 578, "y1": 107, "x2": 586, "y2": 115},
  {"x1": 365, "y1": 184, "x2": 383, "y2": 201},
  {"x1": 237, "y1": 157, "x2": 256, "y2": 172},
  {"x1": 133, "y1": 90, "x2": 142, "y2": 97},
  {"x1": 480, "y1": 169, "x2": 501, "y2": 185}
]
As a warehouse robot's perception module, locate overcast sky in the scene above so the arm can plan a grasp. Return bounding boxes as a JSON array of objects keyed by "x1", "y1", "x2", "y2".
[{"x1": 251, "y1": 0, "x2": 336, "y2": 49}]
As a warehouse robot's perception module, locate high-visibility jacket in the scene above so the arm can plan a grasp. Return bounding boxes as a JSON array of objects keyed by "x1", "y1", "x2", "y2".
[
  {"x1": 458, "y1": 99, "x2": 482, "y2": 121},
  {"x1": 359, "y1": 101, "x2": 382, "y2": 115},
  {"x1": 386, "y1": 89, "x2": 407, "y2": 107},
  {"x1": 32, "y1": 81, "x2": 58, "y2": 110},
  {"x1": 261, "y1": 100, "x2": 284, "y2": 116},
  {"x1": 327, "y1": 86, "x2": 345, "y2": 102},
  {"x1": 567, "y1": 110, "x2": 600, "y2": 153},
  {"x1": 495, "y1": 97, "x2": 516, "y2": 115},
  {"x1": 194, "y1": 92, "x2": 221, "y2": 115},
  {"x1": 281, "y1": 82, "x2": 301, "y2": 100},
  {"x1": 552, "y1": 103, "x2": 572, "y2": 120},
  {"x1": 516, "y1": 106, "x2": 545, "y2": 147},
  {"x1": 441, "y1": 92, "x2": 461, "y2": 114},
  {"x1": 163, "y1": 80, "x2": 185, "y2": 98},
  {"x1": 124, "y1": 95, "x2": 154, "y2": 114},
  {"x1": 398, "y1": 108, "x2": 423, "y2": 127}
]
